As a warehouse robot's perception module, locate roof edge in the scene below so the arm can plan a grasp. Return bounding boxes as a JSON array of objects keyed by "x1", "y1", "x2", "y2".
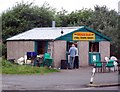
[{"x1": 84, "y1": 26, "x2": 111, "y2": 41}]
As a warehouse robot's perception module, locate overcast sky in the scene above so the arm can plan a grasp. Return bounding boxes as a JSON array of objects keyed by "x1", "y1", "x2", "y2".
[{"x1": 0, "y1": 0, "x2": 120, "y2": 14}]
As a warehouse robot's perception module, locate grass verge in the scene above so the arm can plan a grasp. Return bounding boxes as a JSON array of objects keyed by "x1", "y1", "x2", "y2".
[{"x1": 1, "y1": 59, "x2": 59, "y2": 74}]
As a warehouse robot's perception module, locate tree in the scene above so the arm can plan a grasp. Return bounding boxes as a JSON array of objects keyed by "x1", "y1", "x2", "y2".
[
  {"x1": 67, "y1": 9, "x2": 93, "y2": 26},
  {"x1": 91, "y1": 6, "x2": 119, "y2": 58},
  {"x1": 2, "y1": 1, "x2": 56, "y2": 41},
  {"x1": 2, "y1": 2, "x2": 120, "y2": 59},
  {"x1": 2, "y1": 1, "x2": 56, "y2": 57},
  {"x1": 55, "y1": 8, "x2": 69, "y2": 27}
]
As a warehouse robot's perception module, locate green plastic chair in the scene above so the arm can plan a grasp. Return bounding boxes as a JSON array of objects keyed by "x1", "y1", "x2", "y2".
[
  {"x1": 106, "y1": 60, "x2": 114, "y2": 72},
  {"x1": 93, "y1": 60, "x2": 102, "y2": 72},
  {"x1": 44, "y1": 53, "x2": 53, "y2": 67}
]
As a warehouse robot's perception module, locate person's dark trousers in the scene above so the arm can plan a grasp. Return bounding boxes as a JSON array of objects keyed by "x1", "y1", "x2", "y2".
[
  {"x1": 69, "y1": 56, "x2": 75, "y2": 69},
  {"x1": 74, "y1": 56, "x2": 79, "y2": 69}
]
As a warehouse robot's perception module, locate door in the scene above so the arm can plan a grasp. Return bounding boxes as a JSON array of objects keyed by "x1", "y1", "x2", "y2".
[
  {"x1": 89, "y1": 52, "x2": 101, "y2": 65},
  {"x1": 89, "y1": 42, "x2": 101, "y2": 65}
]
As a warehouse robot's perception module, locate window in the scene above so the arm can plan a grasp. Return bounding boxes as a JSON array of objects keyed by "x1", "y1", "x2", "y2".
[{"x1": 89, "y1": 42, "x2": 99, "y2": 52}]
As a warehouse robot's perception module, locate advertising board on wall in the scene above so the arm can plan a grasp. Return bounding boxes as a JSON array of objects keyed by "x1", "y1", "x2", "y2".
[{"x1": 73, "y1": 32, "x2": 95, "y2": 41}]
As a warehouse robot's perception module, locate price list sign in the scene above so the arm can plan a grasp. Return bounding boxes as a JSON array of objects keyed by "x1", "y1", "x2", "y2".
[{"x1": 73, "y1": 32, "x2": 95, "y2": 41}]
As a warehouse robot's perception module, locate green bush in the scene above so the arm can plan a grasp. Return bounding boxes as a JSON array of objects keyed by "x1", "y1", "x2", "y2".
[
  {"x1": 2, "y1": 59, "x2": 59, "y2": 74},
  {"x1": 2, "y1": 59, "x2": 13, "y2": 67},
  {"x1": 0, "y1": 43, "x2": 7, "y2": 57}
]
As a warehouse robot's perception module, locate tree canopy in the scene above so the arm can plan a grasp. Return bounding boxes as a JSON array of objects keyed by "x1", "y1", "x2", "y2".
[
  {"x1": 1, "y1": 2, "x2": 120, "y2": 58},
  {"x1": 2, "y1": 2, "x2": 55, "y2": 41}
]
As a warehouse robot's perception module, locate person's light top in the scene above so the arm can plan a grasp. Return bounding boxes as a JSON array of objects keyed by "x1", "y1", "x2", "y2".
[{"x1": 69, "y1": 46, "x2": 77, "y2": 57}]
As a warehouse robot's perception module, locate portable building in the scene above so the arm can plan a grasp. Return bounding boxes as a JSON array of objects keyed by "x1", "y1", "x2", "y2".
[{"x1": 7, "y1": 26, "x2": 111, "y2": 68}]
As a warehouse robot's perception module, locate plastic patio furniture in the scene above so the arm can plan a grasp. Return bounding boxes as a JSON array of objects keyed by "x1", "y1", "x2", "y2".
[
  {"x1": 106, "y1": 60, "x2": 115, "y2": 72},
  {"x1": 93, "y1": 60, "x2": 102, "y2": 72},
  {"x1": 44, "y1": 53, "x2": 53, "y2": 67}
]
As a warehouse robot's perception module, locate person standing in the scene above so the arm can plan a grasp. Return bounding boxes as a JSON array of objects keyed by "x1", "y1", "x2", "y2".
[
  {"x1": 69, "y1": 44, "x2": 77, "y2": 69},
  {"x1": 74, "y1": 44, "x2": 79, "y2": 69}
]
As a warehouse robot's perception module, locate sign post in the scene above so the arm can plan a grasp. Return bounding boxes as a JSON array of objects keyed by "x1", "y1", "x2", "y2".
[{"x1": 90, "y1": 66, "x2": 96, "y2": 84}]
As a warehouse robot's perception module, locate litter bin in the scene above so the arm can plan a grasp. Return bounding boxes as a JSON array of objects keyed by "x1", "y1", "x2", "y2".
[
  {"x1": 27, "y1": 52, "x2": 37, "y2": 59},
  {"x1": 61, "y1": 60, "x2": 67, "y2": 69},
  {"x1": 27, "y1": 52, "x2": 37, "y2": 65}
]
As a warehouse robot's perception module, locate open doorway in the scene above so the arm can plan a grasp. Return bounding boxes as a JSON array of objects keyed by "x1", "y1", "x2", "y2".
[
  {"x1": 35, "y1": 41, "x2": 47, "y2": 55},
  {"x1": 66, "y1": 41, "x2": 79, "y2": 68},
  {"x1": 67, "y1": 42, "x2": 73, "y2": 52},
  {"x1": 67, "y1": 41, "x2": 78, "y2": 52}
]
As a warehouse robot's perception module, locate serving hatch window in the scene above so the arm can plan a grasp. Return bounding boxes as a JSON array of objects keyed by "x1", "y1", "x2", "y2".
[{"x1": 89, "y1": 42, "x2": 99, "y2": 52}]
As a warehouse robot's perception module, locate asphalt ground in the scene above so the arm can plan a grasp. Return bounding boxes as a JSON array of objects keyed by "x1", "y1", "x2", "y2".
[{"x1": 1, "y1": 66, "x2": 119, "y2": 91}]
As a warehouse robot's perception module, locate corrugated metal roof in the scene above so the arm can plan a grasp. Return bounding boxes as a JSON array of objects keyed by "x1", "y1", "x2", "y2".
[{"x1": 7, "y1": 27, "x2": 81, "y2": 41}]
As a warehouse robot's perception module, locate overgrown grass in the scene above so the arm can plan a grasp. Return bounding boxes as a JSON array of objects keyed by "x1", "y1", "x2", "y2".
[{"x1": 1, "y1": 59, "x2": 59, "y2": 74}]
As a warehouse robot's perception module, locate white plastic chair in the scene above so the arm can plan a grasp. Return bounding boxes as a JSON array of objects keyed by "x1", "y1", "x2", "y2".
[
  {"x1": 17, "y1": 57, "x2": 25, "y2": 65},
  {"x1": 110, "y1": 56, "x2": 118, "y2": 71},
  {"x1": 110, "y1": 56, "x2": 118, "y2": 61},
  {"x1": 105, "y1": 57, "x2": 109, "y2": 62}
]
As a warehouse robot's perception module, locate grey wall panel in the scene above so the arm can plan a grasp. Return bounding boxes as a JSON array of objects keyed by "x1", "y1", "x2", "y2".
[
  {"x1": 78, "y1": 41, "x2": 89, "y2": 66},
  {"x1": 7, "y1": 41, "x2": 34, "y2": 61},
  {"x1": 53, "y1": 41, "x2": 66, "y2": 68},
  {"x1": 100, "y1": 41, "x2": 110, "y2": 61}
]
